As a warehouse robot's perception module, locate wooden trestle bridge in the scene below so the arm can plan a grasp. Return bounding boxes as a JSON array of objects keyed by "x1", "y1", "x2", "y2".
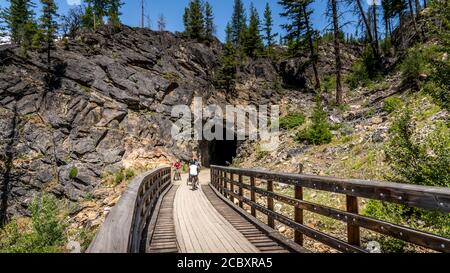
[{"x1": 87, "y1": 166, "x2": 450, "y2": 253}]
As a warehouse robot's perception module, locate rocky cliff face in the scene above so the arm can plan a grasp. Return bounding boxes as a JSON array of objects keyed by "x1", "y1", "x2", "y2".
[{"x1": 0, "y1": 25, "x2": 360, "y2": 219}]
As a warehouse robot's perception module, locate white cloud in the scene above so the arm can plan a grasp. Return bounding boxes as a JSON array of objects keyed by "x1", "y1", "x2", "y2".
[
  {"x1": 67, "y1": 0, "x2": 82, "y2": 6},
  {"x1": 366, "y1": 0, "x2": 381, "y2": 5}
]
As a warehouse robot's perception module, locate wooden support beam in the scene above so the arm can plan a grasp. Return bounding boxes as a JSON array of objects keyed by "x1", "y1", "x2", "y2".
[
  {"x1": 346, "y1": 195, "x2": 360, "y2": 246},
  {"x1": 238, "y1": 174, "x2": 243, "y2": 208},
  {"x1": 267, "y1": 180, "x2": 275, "y2": 229},
  {"x1": 250, "y1": 177, "x2": 256, "y2": 217}
]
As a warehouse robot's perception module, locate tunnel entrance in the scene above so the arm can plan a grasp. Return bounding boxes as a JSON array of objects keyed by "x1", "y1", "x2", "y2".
[{"x1": 199, "y1": 126, "x2": 238, "y2": 168}]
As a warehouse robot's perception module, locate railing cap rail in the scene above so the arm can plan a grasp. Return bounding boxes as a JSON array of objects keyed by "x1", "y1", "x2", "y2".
[
  {"x1": 87, "y1": 166, "x2": 170, "y2": 253},
  {"x1": 211, "y1": 165, "x2": 450, "y2": 212}
]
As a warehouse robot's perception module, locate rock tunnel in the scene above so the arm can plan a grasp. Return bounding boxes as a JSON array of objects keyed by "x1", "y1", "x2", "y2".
[{"x1": 199, "y1": 125, "x2": 238, "y2": 168}]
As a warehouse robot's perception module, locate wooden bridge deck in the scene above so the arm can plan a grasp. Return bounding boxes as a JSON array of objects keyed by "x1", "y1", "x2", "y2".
[
  {"x1": 90, "y1": 166, "x2": 450, "y2": 253},
  {"x1": 173, "y1": 172, "x2": 261, "y2": 253}
]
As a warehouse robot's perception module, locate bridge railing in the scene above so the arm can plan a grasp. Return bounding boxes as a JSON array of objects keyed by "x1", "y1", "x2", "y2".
[
  {"x1": 87, "y1": 167, "x2": 171, "y2": 253},
  {"x1": 211, "y1": 165, "x2": 450, "y2": 253}
]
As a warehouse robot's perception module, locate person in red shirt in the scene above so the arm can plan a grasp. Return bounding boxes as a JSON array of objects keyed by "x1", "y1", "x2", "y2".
[{"x1": 173, "y1": 160, "x2": 182, "y2": 181}]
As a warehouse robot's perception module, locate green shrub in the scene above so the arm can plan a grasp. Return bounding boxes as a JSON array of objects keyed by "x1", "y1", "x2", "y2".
[
  {"x1": 425, "y1": 55, "x2": 450, "y2": 110},
  {"x1": 182, "y1": 163, "x2": 188, "y2": 173},
  {"x1": 77, "y1": 227, "x2": 97, "y2": 252},
  {"x1": 69, "y1": 167, "x2": 78, "y2": 179},
  {"x1": 255, "y1": 144, "x2": 270, "y2": 160},
  {"x1": 295, "y1": 99, "x2": 332, "y2": 145},
  {"x1": 385, "y1": 110, "x2": 450, "y2": 187},
  {"x1": 345, "y1": 47, "x2": 381, "y2": 89},
  {"x1": 363, "y1": 109, "x2": 450, "y2": 243},
  {"x1": 0, "y1": 194, "x2": 68, "y2": 253},
  {"x1": 279, "y1": 112, "x2": 305, "y2": 130},
  {"x1": 322, "y1": 75, "x2": 336, "y2": 93},
  {"x1": 383, "y1": 97, "x2": 403, "y2": 114},
  {"x1": 400, "y1": 48, "x2": 428, "y2": 84},
  {"x1": 125, "y1": 168, "x2": 135, "y2": 180},
  {"x1": 114, "y1": 171, "x2": 124, "y2": 185}
]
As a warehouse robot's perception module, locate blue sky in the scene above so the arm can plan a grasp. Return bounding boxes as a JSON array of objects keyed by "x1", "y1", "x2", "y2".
[{"x1": 0, "y1": 0, "x2": 375, "y2": 42}]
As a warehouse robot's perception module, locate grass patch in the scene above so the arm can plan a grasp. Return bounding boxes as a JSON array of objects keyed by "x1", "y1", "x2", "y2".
[{"x1": 279, "y1": 112, "x2": 305, "y2": 130}]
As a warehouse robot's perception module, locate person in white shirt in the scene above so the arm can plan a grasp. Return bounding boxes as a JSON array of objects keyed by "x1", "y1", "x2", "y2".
[{"x1": 189, "y1": 159, "x2": 200, "y2": 189}]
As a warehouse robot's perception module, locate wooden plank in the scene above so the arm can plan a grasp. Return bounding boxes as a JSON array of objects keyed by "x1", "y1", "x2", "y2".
[{"x1": 207, "y1": 184, "x2": 310, "y2": 253}]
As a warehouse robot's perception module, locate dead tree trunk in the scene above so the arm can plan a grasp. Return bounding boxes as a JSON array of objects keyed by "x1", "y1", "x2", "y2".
[
  {"x1": 355, "y1": 0, "x2": 380, "y2": 59},
  {"x1": 302, "y1": 5, "x2": 321, "y2": 90},
  {"x1": 331, "y1": 0, "x2": 343, "y2": 106}
]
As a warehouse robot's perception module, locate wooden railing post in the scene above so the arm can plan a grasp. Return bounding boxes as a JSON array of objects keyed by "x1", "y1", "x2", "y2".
[
  {"x1": 230, "y1": 173, "x2": 235, "y2": 203},
  {"x1": 267, "y1": 180, "x2": 275, "y2": 228},
  {"x1": 223, "y1": 171, "x2": 228, "y2": 197},
  {"x1": 238, "y1": 174, "x2": 243, "y2": 208},
  {"x1": 219, "y1": 170, "x2": 223, "y2": 193},
  {"x1": 346, "y1": 195, "x2": 360, "y2": 246},
  {"x1": 250, "y1": 177, "x2": 256, "y2": 217},
  {"x1": 294, "y1": 185, "x2": 304, "y2": 246}
]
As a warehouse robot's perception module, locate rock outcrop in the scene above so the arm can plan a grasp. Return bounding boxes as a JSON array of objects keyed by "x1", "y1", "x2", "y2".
[{"x1": 0, "y1": 25, "x2": 361, "y2": 219}]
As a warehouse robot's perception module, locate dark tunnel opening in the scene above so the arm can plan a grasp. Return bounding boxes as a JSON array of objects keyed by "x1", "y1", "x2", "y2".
[{"x1": 199, "y1": 126, "x2": 238, "y2": 168}]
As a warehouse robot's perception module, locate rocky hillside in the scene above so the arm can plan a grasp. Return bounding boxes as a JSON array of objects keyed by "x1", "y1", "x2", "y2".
[{"x1": 0, "y1": 24, "x2": 362, "y2": 227}]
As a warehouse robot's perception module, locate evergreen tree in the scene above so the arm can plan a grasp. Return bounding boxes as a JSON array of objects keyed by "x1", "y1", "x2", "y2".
[
  {"x1": 231, "y1": 0, "x2": 246, "y2": 46},
  {"x1": 183, "y1": 0, "x2": 206, "y2": 40},
  {"x1": 241, "y1": 3, "x2": 263, "y2": 58},
  {"x1": 263, "y1": 3, "x2": 277, "y2": 50},
  {"x1": 204, "y1": 1, "x2": 215, "y2": 40},
  {"x1": 108, "y1": 0, "x2": 123, "y2": 28},
  {"x1": 225, "y1": 22, "x2": 233, "y2": 44},
  {"x1": 38, "y1": 0, "x2": 58, "y2": 65},
  {"x1": 190, "y1": 0, "x2": 204, "y2": 39},
  {"x1": 279, "y1": 0, "x2": 321, "y2": 89},
  {"x1": 296, "y1": 97, "x2": 332, "y2": 145},
  {"x1": 2, "y1": 0, "x2": 37, "y2": 49},
  {"x1": 183, "y1": 7, "x2": 191, "y2": 36},
  {"x1": 83, "y1": 0, "x2": 108, "y2": 29},
  {"x1": 382, "y1": 0, "x2": 393, "y2": 39},
  {"x1": 216, "y1": 41, "x2": 238, "y2": 92}
]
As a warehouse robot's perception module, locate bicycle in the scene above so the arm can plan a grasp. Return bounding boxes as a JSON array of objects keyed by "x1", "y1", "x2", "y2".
[
  {"x1": 173, "y1": 168, "x2": 181, "y2": 181},
  {"x1": 191, "y1": 175, "x2": 199, "y2": 190}
]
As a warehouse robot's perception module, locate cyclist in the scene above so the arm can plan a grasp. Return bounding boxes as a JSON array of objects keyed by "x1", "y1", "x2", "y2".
[
  {"x1": 173, "y1": 160, "x2": 181, "y2": 181},
  {"x1": 189, "y1": 159, "x2": 200, "y2": 190}
]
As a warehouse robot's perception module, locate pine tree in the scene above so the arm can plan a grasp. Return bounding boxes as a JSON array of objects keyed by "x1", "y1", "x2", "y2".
[
  {"x1": 183, "y1": 7, "x2": 191, "y2": 35},
  {"x1": 83, "y1": 0, "x2": 108, "y2": 29},
  {"x1": 231, "y1": 0, "x2": 246, "y2": 46},
  {"x1": 216, "y1": 41, "x2": 238, "y2": 92},
  {"x1": 38, "y1": 0, "x2": 58, "y2": 66},
  {"x1": 279, "y1": 0, "x2": 321, "y2": 89},
  {"x1": 108, "y1": 0, "x2": 123, "y2": 28},
  {"x1": 241, "y1": 3, "x2": 263, "y2": 58},
  {"x1": 263, "y1": 3, "x2": 277, "y2": 51},
  {"x1": 351, "y1": 0, "x2": 381, "y2": 60},
  {"x1": 3, "y1": 0, "x2": 37, "y2": 49},
  {"x1": 225, "y1": 22, "x2": 233, "y2": 44},
  {"x1": 382, "y1": 0, "x2": 393, "y2": 39},
  {"x1": 190, "y1": 0, "x2": 204, "y2": 39},
  {"x1": 183, "y1": 0, "x2": 206, "y2": 40},
  {"x1": 204, "y1": 1, "x2": 215, "y2": 40}
]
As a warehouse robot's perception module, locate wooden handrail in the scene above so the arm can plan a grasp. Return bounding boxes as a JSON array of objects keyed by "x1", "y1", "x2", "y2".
[
  {"x1": 87, "y1": 167, "x2": 171, "y2": 253},
  {"x1": 211, "y1": 165, "x2": 450, "y2": 253}
]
